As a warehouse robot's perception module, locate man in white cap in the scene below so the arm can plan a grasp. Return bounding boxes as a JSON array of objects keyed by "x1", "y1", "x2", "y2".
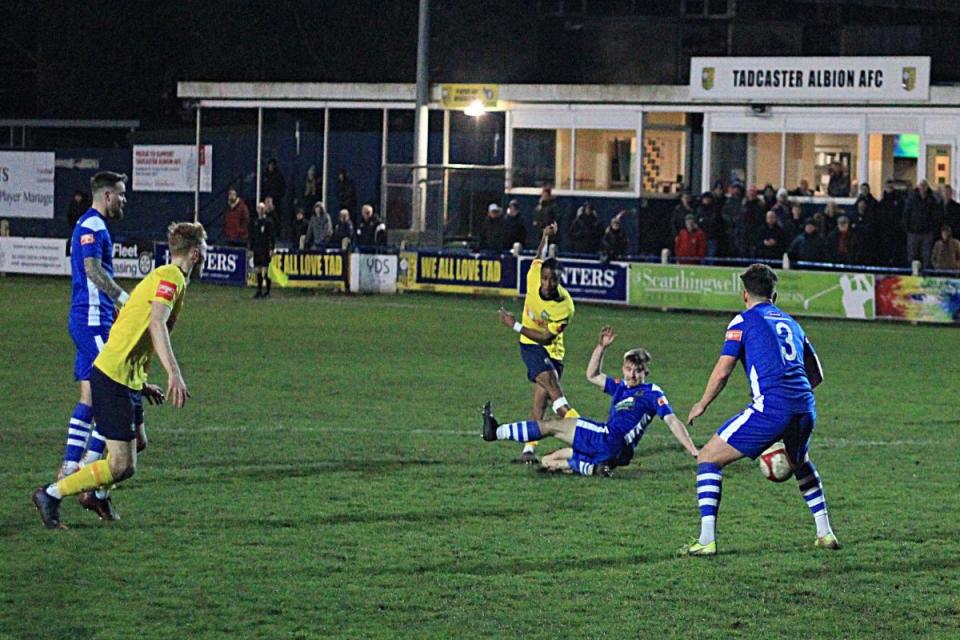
[{"x1": 479, "y1": 202, "x2": 506, "y2": 251}]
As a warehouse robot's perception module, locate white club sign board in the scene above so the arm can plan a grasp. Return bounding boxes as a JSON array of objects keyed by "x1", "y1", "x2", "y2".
[
  {"x1": 133, "y1": 145, "x2": 213, "y2": 192},
  {"x1": 690, "y1": 57, "x2": 930, "y2": 103},
  {"x1": 0, "y1": 152, "x2": 56, "y2": 218}
]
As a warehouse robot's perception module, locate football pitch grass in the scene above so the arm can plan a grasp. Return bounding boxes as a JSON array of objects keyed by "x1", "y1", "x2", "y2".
[{"x1": 1, "y1": 276, "x2": 958, "y2": 639}]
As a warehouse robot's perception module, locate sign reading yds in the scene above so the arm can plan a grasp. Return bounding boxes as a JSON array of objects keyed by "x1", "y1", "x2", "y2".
[{"x1": 690, "y1": 56, "x2": 930, "y2": 102}]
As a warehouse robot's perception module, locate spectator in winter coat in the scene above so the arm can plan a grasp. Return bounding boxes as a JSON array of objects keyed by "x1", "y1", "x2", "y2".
[
  {"x1": 932, "y1": 224, "x2": 960, "y2": 271},
  {"x1": 675, "y1": 214, "x2": 707, "y2": 265}
]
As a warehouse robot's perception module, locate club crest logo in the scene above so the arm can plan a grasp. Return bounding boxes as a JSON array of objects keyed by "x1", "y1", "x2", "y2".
[
  {"x1": 902, "y1": 67, "x2": 916, "y2": 91},
  {"x1": 701, "y1": 67, "x2": 715, "y2": 91}
]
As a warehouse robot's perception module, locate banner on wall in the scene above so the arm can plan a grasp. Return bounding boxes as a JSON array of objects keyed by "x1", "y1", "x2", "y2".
[
  {"x1": 154, "y1": 242, "x2": 246, "y2": 286},
  {"x1": 629, "y1": 264, "x2": 875, "y2": 319},
  {"x1": 133, "y1": 145, "x2": 212, "y2": 192},
  {"x1": 0, "y1": 152, "x2": 56, "y2": 218},
  {"x1": 253, "y1": 249, "x2": 346, "y2": 289},
  {"x1": 690, "y1": 56, "x2": 930, "y2": 102},
  {"x1": 876, "y1": 276, "x2": 960, "y2": 324},
  {"x1": 397, "y1": 250, "x2": 516, "y2": 296},
  {"x1": 518, "y1": 257, "x2": 629, "y2": 305},
  {"x1": 0, "y1": 236, "x2": 68, "y2": 275},
  {"x1": 112, "y1": 242, "x2": 153, "y2": 280},
  {"x1": 350, "y1": 253, "x2": 397, "y2": 294},
  {"x1": 440, "y1": 84, "x2": 498, "y2": 109}
]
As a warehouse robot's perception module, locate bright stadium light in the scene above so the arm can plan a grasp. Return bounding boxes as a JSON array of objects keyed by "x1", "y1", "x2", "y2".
[{"x1": 465, "y1": 99, "x2": 486, "y2": 117}]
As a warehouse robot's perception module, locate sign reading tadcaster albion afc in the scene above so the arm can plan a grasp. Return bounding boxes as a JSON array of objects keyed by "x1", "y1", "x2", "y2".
[{"x1": 690, "y1": 56, "x2": 930, "y2": 102}]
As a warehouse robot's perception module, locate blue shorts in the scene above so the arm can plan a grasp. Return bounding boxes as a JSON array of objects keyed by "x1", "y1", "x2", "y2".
[
  {"x1": 90, "y1": 367, "x2": 139, "y2": 441},
  {"x1": 519, "y1": 343, "x2": 564, "y2": 383},
  {"x1": 717, "y1": 407, "x2": 816, "y2": 462},
  {"x1": 568, "y1": 418, "x2": 624, "y2": 475},
  {"x1": 69, "y1": 321, "x2": 111, "y2": 382}
]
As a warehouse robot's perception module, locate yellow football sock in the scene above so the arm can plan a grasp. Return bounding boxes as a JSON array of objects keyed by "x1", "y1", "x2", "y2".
[
  {"x1": 566, "y1": 408, "x2": 580, "y2": 418},
  {"x1": 56, "y1": 460, "x2": 114, "y2": 498}
]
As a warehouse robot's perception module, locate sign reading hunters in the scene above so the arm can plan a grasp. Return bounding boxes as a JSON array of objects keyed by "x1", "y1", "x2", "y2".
[
  {"x1": 153, "y1": 242, "x2": 247, "y2": 286},
  {"x1": 518, "y1": 257, "x2": 628, "y2": 305}
]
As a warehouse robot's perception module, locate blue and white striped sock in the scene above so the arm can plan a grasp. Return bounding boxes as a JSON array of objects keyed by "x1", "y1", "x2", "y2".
[
  {"x1": 796, "y1": 459, "x2": 833, "y2": 537},
  {"x1": 62, "y1": 403, "x2": 94, "y2": 468},
  {"x1": 495, "y1": 420, "x2": 542, "y2": 442},
  {"x1": 697, "y1": 462, "x2": 723, "y2": 545},
  {"x1": 81, "y1": 429, "x2": 107, "y2": 465}
]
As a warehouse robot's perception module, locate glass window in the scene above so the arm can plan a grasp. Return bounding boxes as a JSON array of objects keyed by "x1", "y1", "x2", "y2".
[
  {"x1": 511, "y1": 128, "x2": 571, "y2": 190},
  {"x1": 642, "y1": 129, "x2": 686, "y2": 194},
  {"x1": 710, "y1": 132, "x2": 747, "y2": 188},
  {"x1": 748, "y1": 133, "x2": 783, "y2": 190},
  {"x1": 574, "y1": 129, "x2": 636, "y2": 192},
  {"x1": 926, "y1": 143, "x2": 952, "y2": 188},
  {"x1": 868, "y1": 133, "x2": 918, "y2": 191},
  {"x1": 784, "y1": 133, "x2": 858, "y2": 197}
]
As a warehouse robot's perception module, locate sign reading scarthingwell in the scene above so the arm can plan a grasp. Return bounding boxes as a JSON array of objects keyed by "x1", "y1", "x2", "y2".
[
  {"x1": 0, "y1": 152, "x2": 55, "y2": 218},
  {"x1": 133, "y1": 145, "x2": 212, "y2": 192},
  {"x1": 690, "y1": 57, "x2": 930, "y2": 102},
  {"x1": 629, "y1": 264, "x2": 875, "y2": 320}
]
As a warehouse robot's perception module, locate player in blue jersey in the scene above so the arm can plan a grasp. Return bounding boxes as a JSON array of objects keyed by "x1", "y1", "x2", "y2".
[
  {"x1": 483, "y1": 326, "x2": 699, "y2": 475},
  {"x1": 684, "y1": 264, "x2": 839, "y2": 556},
  {"x1": 62, "y1": 171, "x2": 149, "y2": 519}
]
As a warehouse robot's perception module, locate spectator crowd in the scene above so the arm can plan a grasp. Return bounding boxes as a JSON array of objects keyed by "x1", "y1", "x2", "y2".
[{"x1": 215, "y1": 158, "x2": 960, "y2": 274}]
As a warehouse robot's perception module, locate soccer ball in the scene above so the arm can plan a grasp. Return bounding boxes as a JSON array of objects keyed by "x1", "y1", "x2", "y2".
[{"x1": 758, "y1": 442, "x2": 793, "y2": 482}]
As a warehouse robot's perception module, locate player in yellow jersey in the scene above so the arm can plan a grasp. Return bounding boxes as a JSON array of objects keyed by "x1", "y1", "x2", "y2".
[
  {"x1": 32, "y1": 222, "x2": 207, "y2": 529},
  {"x1": 496, "y1": 222, "x2": 578, "y2": 464}
]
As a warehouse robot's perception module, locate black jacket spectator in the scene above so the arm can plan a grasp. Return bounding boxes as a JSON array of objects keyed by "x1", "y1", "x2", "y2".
[
  {"x1": 755, "y1": 213, "x2": 787, "y2": 260},
  {"x1": 878, "y1": 184, "x2": 904, "y2": 266},
  {"x1": 336, "y1": 170, "x2": 357, "y2": 219},
  {"x1": 671, "y1": 194, "x2": 696, "y2": 237},
  {"x1": 66, "y1": 190, "x2": 91, "y2": 228},
  {"x1": 826, "y1": 217, "x2": 859, "y2": 264},
  {"x1": 903, "y1": 185, "x2": 940, "y2": 235},
  {"x1": 479, "y1": 205, "x2": 507, "y2": 251},
  {"x1": 533, "y1": 188, "x2": 559, "y2": 235},
  {"x1": 332, "y1": 212, "x2": 354, "y2": 250},
  {"x1": 569, "y1": 205, "x2": 605, "y2": 253},
  {"x1": 603, "y1": 215, "x2": 629, "y2": 260},
  {"x1": 502, "y1": 202, "x2": 526, "y2": 249},
  {"x1": 788, "y1": 223, "x2": 827, "y2": 263},
  {"x1": 356, "y1": 206, "x2": 386, "y2": 247},
  {"x1": 262, "y1": 159, "x2": 286, "y2": 210}
]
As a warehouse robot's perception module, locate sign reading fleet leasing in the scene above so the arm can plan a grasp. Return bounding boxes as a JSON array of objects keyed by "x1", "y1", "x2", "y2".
[
  {"x1": 690, "y1": 57, "x2": 930, "y2": 102},
  {"x1": 133, "y1": 145, "x2": 213, "y2": 192},
  {"x1": 440, "y1": 84, "x2": 498, "y2": 109},
  {"x1": 0, "y1": 152, "x2": 55, "y2": 218}
]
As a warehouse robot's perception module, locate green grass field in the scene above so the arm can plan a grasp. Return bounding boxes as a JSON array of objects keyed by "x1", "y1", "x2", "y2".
[{"x1": 1, "y1": 276, "x2": 958, "y2": 639}]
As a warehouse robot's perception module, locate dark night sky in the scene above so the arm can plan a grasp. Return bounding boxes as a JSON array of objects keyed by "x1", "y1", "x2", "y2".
[
  {"x1": 4, "y1": 0, "x2": 960, "y2": 127},
  {"x1": 1, "y1": 1, "x2": 538, "y2": 123}
]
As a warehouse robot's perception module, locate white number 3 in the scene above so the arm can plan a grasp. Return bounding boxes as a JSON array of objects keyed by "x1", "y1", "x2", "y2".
[{"x1": 775, "y1": 322, "x2": 798, "y2": 361}]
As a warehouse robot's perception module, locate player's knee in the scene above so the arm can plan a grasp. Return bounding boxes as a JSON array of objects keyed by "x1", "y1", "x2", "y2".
[{"x1": 108, "y1": 457, "x2": 136, "y2": 482}]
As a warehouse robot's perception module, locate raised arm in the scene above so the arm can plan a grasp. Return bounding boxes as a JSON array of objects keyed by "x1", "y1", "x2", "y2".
[
  {"x1": 147, "y1": 301, "x2": 189, "y2": 408},
  {"x1": 663, "y1": 414, "x2": 699, "y2": 457},
  {"x1": 534, "y1": 222, "x2": 557, "y2": 259},
  {"x1": 686, "y1": 355, "x2": 738, "y2": 425},
  {"x1": 586, "y1": 326, "x2": 615, "y2": 388},
  {"x1": 84, "y1": 256, "x2": 128, "y2": 305}
]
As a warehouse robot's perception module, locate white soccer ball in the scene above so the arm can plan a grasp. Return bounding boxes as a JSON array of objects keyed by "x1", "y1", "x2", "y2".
[{"x1": 758, "y1": 441, "x2": 793, "y2": 482}]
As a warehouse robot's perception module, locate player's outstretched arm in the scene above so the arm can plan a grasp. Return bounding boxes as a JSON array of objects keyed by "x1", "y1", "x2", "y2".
[
  {"x1": 535, "y1": 222, "x2": 557, "y2": 259},
  {"x1": 586, "y1": 326, "x2": 615, "y2": 387},
  {"x1": 663, "y1": 414, "x2": 699, "y2": 457},
  {"x1": 498, "y1": 307, "x2": 557, "y2": 345},
  {"x1": 803, "y1": 338, "x2": 824, "y2": 389},
  {"x1": 687, "y1": 355, "x2": 738, "y2": 425},
  {"x1": 147, "y1": 301, "x2": 190, "y2": 408},
  {"x1": 84, "y1": 256, "x2": 128, "y2": 306}
]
